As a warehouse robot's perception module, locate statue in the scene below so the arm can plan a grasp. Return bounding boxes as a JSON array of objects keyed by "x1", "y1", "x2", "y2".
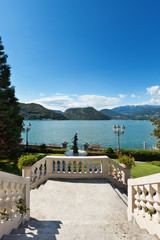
[{"x1": 72, "y1": 133, "x2": 78, "y2": 154}]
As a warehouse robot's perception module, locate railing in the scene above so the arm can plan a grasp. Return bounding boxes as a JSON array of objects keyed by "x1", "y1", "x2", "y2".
[
  {"x1": 128, "y1": 173, "x2": 160, "y2": 239},
  {"x1": 0, "y1": 171, "x2": 30, "y2": 239},
  {"x1": 22, "y1": 156, "x2": 130, "y2": 191}
]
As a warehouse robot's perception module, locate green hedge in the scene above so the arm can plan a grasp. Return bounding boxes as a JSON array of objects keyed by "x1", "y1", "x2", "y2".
[
  {"x1": 120, "y1": 149, "x2": 160, "y2": 162},
  {"x1": 87, "y1": 151, "x2": 117, "y2": 159},
  {"x1": 26, "y1": 148, "x2": 66, "y2": 154}
]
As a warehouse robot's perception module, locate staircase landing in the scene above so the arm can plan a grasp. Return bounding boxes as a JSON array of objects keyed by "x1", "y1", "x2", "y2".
[{"x1": 2, "y1": 179, "x2": 158, "y2": 239}]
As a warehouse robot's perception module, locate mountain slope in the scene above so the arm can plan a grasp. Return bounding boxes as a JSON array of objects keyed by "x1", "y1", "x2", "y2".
[
  {"x1": 100, "y1": 109, "x2": 128, "y2": 119},
  {"x1": 20, "y1": 103, "x2": 68, "y2": 120},
  {"x1": 64, "y1": 107, "x2": 111, "y2": 120},
  {"x1": 132, "y1": 108, "x2": 160, "y2": 120},
  {"x1": 112, "y1": 105, "x2": 160, "y2": 117}
]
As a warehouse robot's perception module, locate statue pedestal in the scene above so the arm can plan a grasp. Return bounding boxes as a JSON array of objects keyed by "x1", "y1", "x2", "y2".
[{"x1": 64, "y1": 150, "x2": 87, "y2": 156}]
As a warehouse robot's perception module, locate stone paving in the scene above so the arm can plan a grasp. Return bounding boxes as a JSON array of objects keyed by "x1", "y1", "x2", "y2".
[{"x1": 2, "y1": 179, "x2": 159, "y2": 239}]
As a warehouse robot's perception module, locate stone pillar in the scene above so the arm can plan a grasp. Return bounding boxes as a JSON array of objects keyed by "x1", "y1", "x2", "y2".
[
  {"x1": 24, "y1": 177, "x2": 30, "y2": 221},
  {"x1": 46, "y1": 158, "x2": 53, "y2": 174},
  {"x1": 83, "y1": 142, "x2": 89, "y2": 151},
  {"x1": 62, "y1": 141, "x2": 68, "y2": 149},
  {"x1": 22, "y1": 166, "x2": 31, "y2": 178},
  {"x1": 122, "y1": 168, "x2": 131, "y2": 185},
  {"x1": 127, "y1": 182, "x2": 133, "y2": 221}
]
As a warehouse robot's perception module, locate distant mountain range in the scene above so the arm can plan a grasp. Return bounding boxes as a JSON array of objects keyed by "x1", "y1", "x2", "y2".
[
  {"x1": 20, "y1": 103, "x2": 160, "y2": 120},
  {"x1": 20, "y1": 103, "x2": 67, "y2": 120},
  {"x1": 64, "y1": 107, "x2": 111, "y2": 120}
]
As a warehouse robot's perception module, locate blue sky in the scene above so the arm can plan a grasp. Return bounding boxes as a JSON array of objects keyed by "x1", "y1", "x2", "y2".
[{"x1": 1, "y1": 0, "x2": 160, "y2": 111}]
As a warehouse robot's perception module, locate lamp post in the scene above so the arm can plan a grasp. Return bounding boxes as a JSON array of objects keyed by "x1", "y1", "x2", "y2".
[
  {"x1": 113, "y1": 124, "x2": 125, "y2": 152},
  {"x1": 23, "y1": 123, "x2": 31, "y2": 149}
]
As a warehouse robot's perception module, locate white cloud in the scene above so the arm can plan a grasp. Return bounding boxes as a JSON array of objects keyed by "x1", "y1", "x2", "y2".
[
  {"x1": 78, "y1": 95, "x2": 121, "y2": 109},
  {"x1": 40, "y1": 93, "x2": 45, "y2": 97},
  {"x1": 31, "y1": 93, "x2": 123, "y2": 111},
  {"x1": 131, "y1": 94, "x2": 140, "y2": 98},
  {"x1": 150, "y1": 98, "x2": 160, "y2": 105},
  {"x1": 118, "y1": 94, "x2": 127, "y2": 99},
  {"x1": 147, "y1": 86, "x2": 160, "y2": 98},
  {"x1": 145, "y1": 86, "x2": 160, "y2": 105}
]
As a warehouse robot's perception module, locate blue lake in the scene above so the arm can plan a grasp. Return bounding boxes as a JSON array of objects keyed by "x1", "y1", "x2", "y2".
[{"x1": 22, "y1": 120, "x2": 157, "y2": 150}]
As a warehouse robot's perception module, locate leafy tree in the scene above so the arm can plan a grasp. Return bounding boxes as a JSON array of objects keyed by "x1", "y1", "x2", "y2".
[
  {"x1": 150, "y1": 118, "x2": 160, "y2": 149},
  {"x1": 150, "y1": 118, "x2": 160, "y2": 139},
  {"x1": 0, "y1": 37, "x2": 23, "y2": 158}
]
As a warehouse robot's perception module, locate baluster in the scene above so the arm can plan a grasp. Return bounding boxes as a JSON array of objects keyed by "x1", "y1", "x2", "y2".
[
  {"x1": 76, "y1": 161, "x2": 79, "y2": 174},
  {"x1": 96, "y1": 162, "x2": 99, "y2": 173},
  {"x1": 146, "y1": 184, "x2": 155, "y2": 202},
  {"x1": 58, "y1": 161, "x2": 61, "y2": 173},
  {"x1": 110, "y1": 162, "x2": 113, "y2": 177},
  {"x1": 116, "y1": 167, "x2": 120, "y2": 180},
  {"x1": 97, "y1": 162, "x2": 101, "y2": 173},
  {"x1": 94, "y1": 163, "x2": 97, "y2": 173},
  {"x1": 70, "y1": 161, "x2": 74, "y2": 174},
  {"x1": 81, "y1": 161, "x2": 84, "y2": 174},
  {"x1": 86, "y1": 162, "x2": 89, "y2": 174},
  {"x1": 41, "y1": 164, "x2": 45, "y2": 176},
  {"x1": 44, "y1": 162, "x2": 46, "y2": 175},
  {"x1": 84, "y1": 162, "x2": 87, "y2": 173},
  {"x1": 79, "y1": 161, "x2": 82, "y2": 173},
  {"x1": 5, "y1": 182, "x2": 12, "y2": 219},
  {"x1": 37, "y1": 166, "x2": 40, "y2": 179},
  {"x1": 11, "y1": 183, "x2": 17, "y2": 218},
  {"x1": 153, "y1": 184, "x2": 160, "y2": 222},
  {"x1": 62, "y1": 161, "x2": 65, "y2": 173},
  {"x1": 0, "y1": 183, "x2": 7, "y2": 221},
  {"x1": 139, "y1": 185, "x2": 147, "y2": 217},
  {"x1": 15, "y1": 183, "x2": 20, "y2": 201},
  {"x1": 67, "y1": 161, "x2": 71, "y2": 173},
  {"x1": 113, "y1": 165, "x2": 117, "y2": 178},
  {"x1": 90, "y1": 162, "x2": 93, "y2": 173},
  {"x1": 73, "y1": 161, "x2": 76, "y2": 173},
  {"x1": 145, "y1": 184, "x2": 155, "y2": 217},
  {"x1": 55, "y1": 161, "x2": 58, "y2": 173},
  {"x1": 134, "y1": 186, "x2": 142, "y2": 215},
  {"x1": 53, "y1": 161, "x2": 55, "y2": 173}
]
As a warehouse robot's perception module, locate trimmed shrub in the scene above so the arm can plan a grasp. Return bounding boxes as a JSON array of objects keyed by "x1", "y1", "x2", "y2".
[
  {"x1": 106, "y1": 147, "x2": 114, "y2": 154},
  {"x1": 39, "y1": 144, "x2": 47, "y2": 151},
  {"x1": 105, "y1": 147, "x2": 117, "y2": 159},
  {"x1": 120, "y1": 149, "x2": 160, "y2": 162},
  {"x1": 150, "y1": 161, "x2": 160, "y2": 167}
]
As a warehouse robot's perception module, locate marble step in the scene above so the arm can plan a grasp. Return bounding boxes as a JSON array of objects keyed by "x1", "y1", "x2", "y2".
[{"x1": 2, "y1": 222, "x2": 159, "y2": 240}]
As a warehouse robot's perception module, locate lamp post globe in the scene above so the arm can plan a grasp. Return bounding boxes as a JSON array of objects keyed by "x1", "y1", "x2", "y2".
[
  {"x1": 23, "y1": 123, "x2": 31, "y2": 149},
  {"x1": 112, "y1": 124, "x2": 125, "y2": 152}
]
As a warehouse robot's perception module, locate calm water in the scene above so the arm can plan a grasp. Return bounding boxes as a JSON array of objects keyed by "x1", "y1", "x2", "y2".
[{"x1": 22, "y1": 120, "x2": 157, "y2": 150}]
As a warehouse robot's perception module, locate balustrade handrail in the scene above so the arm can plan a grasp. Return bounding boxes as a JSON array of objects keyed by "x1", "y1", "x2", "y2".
[
  {"x1": 0, "y1": 171, "x2": 30, "y2": 239},
  {"x1": 109, "y1": 159, "x2": 124, "y2": 170},
  {"x1": 22, "y1": 155, "x2": 130, "y2": 192},
  {"x1": 128, "y1": 173, "x2": 160, "y2": 186},
  {"x1": 128, "y1": 173, "x2": 160, "y2": 239}
]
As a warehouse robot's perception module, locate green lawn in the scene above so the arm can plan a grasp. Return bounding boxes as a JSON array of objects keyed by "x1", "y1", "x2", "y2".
[
  {"x1": 0, "y1": 159, "x2": 21, "y2": 176},
  {"x1": 131, "y1": 162, "x2": 160, "y2": 178}
]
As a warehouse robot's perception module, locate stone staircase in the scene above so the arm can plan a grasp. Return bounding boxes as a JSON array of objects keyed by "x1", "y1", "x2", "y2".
[
  {"x1": 2, "y1": 179, "x2": 159, "y2": 240},
  {"x1": 2, "y1": 218, "x2": 158, "y2": 240}
]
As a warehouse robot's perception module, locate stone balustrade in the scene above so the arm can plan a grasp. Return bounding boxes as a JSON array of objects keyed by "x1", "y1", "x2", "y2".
[
  {"x1": 0, "y1": 171, "x2": 30, "y2": 239},
  {"x1": 128, "y1": 173, "x2": 160, "y2": 239},
  {"x1": 22, "y1": 155, "x2": 130, "y2": 191}
]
